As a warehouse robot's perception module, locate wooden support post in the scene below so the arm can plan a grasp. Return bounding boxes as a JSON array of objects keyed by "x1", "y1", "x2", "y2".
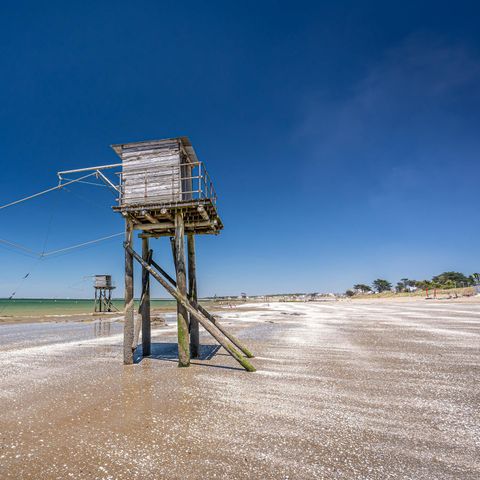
[
  {"x1": 140, "y1": 237, "x2": 151, "y2": 356},
  {"x1": 188, "y1": 234, "x2": 200, "y2": 358},
  {"x1": 126, "y1": 244, "x2": 256, "y2": 372},
  {"x1": 174, "y1": 212, "x2": 190, "y2": 367},
  {"x1": 94, "y1": 288, "x2": 98, "y2": 312},
  {"x1": 102, "y1": 290, "x2": 107, "y2": 311},
  {"x1": 124, "y1": 219, "x2": 135, "y2": 365}
]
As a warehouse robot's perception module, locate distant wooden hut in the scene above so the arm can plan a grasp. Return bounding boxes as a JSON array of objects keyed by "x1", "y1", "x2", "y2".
[{"x1": 93, "y1": 275, "x2": 116, "y2": 312}]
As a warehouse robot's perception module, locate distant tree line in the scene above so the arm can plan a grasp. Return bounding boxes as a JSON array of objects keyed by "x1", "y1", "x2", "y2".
[{"x1": 346, "y1": 272, "x2": 480, "y2": 296}]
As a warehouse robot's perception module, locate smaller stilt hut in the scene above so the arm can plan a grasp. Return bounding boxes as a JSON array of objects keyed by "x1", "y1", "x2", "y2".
[{"x1": 93, "y1": 275, "x2": 116, "y2": 312}]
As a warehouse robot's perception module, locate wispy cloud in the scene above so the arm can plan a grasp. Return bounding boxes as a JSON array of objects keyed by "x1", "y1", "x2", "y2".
[{"x1": 296, "y1": 34, "x2": 480, "y2": 205}]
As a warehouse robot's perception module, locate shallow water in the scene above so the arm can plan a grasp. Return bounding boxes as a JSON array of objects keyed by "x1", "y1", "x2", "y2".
[
  {"x1": 0, "y1": 313, "x2": 178, "y2": 351},
  {"x1": 0, "y1": 319, "x2": 122, "y2": 350}
]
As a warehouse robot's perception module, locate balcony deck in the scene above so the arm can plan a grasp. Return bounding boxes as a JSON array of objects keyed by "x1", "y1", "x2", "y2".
[
  {"x1": 113, "y1": 197, "x2": 223, "y2": 237},
  {"x1": 112, "y1": 158, "x2": 223, "y2": 237}
]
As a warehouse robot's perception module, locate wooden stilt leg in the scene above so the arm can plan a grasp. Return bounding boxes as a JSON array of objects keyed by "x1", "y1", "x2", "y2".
[
  {"x1": 141, "y1": 237, "x2": 151, "y2": 356},
  {"x1": 174, "y1": 212, "x2": 190, "y2": 367},
  {"x1": 94, "y1": 289, "x2": 98, "y2": 312},
  {"x1": 124, "y1": 220, "x2": 135, "y2": 365},
  {"x1": 187, "y1": 234, "x2": 200, "y2": 358},
  {"x1": 126, "y1": 245, "x2": 256, "y2": 372}
]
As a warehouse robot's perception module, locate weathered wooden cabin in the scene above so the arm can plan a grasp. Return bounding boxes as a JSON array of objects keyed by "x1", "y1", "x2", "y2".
[
  {"x1": 112, "y1": 137, "x2": 223, "y2": 237},
  {"x1": 94, "y1": 274, "x2": 112, "y2": 288}
]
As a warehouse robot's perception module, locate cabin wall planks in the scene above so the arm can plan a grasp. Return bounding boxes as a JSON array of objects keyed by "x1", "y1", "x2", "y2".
[
  {"x1": 94, "y1": 274, "x2": 112, "y2": 288},
  {"x1": 114, "y1": 139, "x2": 193, "y2": 206}
]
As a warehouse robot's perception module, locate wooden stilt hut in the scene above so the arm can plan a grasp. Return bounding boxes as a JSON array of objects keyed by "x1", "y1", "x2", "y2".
[
  {"x1": 111, "y1": 137, "x2": 255, "y2": 371},
  {"x1": 93, "y1": 275, "x2": 116, "y2": 312}
]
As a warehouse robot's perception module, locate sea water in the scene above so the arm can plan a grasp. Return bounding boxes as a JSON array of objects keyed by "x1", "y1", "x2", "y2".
[{"x1": 0, "y1": 298, "x2": 177, "y2": 317}]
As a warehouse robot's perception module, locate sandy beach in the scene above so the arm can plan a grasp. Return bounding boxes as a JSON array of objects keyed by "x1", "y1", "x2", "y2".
[{"x1": 0, "y1": 298, "x2": 479, "y2": 479}]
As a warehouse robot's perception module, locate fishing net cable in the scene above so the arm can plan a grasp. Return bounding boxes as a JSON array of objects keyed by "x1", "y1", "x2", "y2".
[
  {"x1": 0, "y1": 173, "x2": 122, "y2": 307},
  {"x1": 0, "y1": 172, "x2": 98, "y2": 211},
  {"x1": 0, "y1": 175, "x2": 123, "y2": 259}
]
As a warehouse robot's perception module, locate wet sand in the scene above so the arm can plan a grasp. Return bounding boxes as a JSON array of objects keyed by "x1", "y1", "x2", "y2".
[
  {"x1": 0, "y1": 300, "x2": 234, "y2": 325},
  {"x1": 0, "y1": 300, "x2": 479, "y2": 479}
]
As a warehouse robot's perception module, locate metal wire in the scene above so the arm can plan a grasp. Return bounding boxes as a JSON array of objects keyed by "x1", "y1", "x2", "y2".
[
  {"x1": 0, "y1": 172, "x2": 97, "y2": 211},
  {"x1": 41, "y1": 232, "x2": 124, "y2": 257}
]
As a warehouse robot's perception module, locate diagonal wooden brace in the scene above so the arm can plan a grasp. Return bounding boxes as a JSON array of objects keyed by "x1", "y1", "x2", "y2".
[
  {"x1": 125, "y1": 243, "x2": 256, "y2": 372},
  {"x1": 150, "y1": 258, "x2": 254, "y2": 358},
  {"x1": 132, "y1": 249, "x2": 153, "y2": 350}
]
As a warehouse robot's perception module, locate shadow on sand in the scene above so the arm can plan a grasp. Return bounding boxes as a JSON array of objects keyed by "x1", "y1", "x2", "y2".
[{"x1": 134, "y1": 343, "x2": 241, "y2": 370}]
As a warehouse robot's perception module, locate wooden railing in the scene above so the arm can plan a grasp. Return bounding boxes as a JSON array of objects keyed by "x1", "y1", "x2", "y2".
[{"x1": 119, "y1": 160, "x2": 218, "y2": 206}]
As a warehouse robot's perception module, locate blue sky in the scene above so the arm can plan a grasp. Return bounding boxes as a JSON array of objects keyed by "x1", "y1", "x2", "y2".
[{"x1": 1, "y1": 1, "x2": 479, "y2": 298}]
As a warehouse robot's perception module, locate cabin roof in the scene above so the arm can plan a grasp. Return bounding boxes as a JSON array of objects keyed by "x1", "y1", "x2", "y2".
[{"x1": 111, "y1": 136, "x2": 199, "y2": 165}]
